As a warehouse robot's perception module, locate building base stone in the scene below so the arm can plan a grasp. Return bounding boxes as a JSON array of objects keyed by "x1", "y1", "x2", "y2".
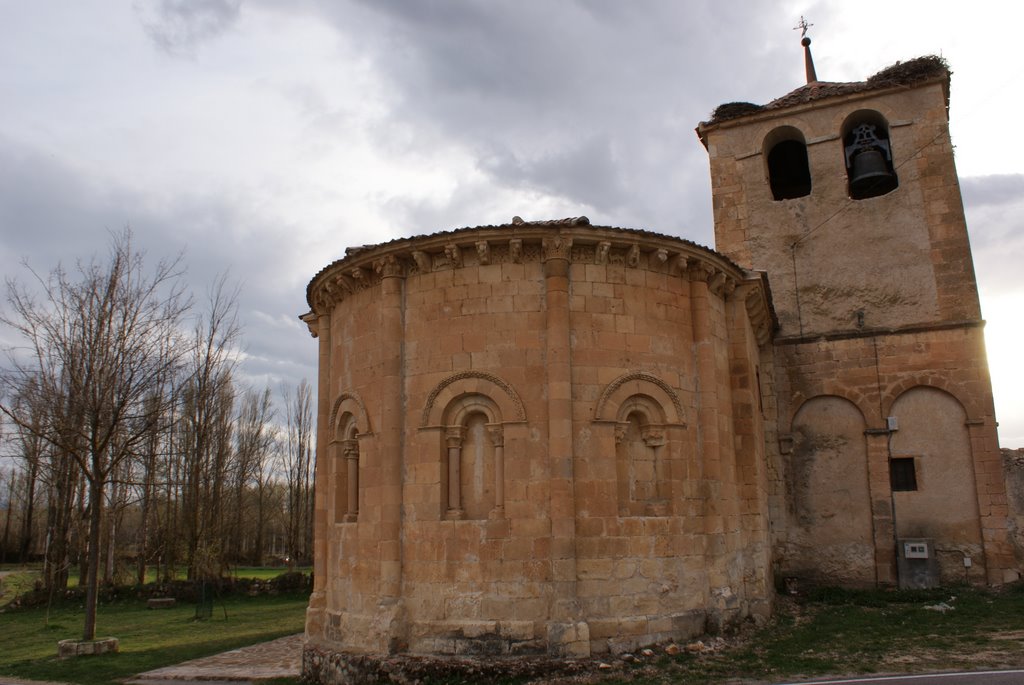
[{"x1": 302, "y1": 644, "x2": 592, "y2": 685}]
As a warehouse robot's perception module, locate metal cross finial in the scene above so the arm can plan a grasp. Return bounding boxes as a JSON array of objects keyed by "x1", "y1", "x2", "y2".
[{"x1": 794, "y1": 16, "x2": 813, "y2": 38}]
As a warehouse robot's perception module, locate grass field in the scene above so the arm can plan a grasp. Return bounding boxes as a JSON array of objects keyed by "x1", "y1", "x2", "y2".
[
  {"x1": 0, "y1": 585, "x2": 308, "y2": 685},
  {"x1": 4, "y1": 580, "x2": 1024, "y2": 685}
]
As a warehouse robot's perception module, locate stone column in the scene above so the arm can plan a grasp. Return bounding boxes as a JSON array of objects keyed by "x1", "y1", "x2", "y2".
[
  {"x1": 375, "y1": 255, "x2": 405, "y2": 605},
  {"x1": 488, "y1": 425, "x2": 505, "y2": 517},
  {"x1": 689, "y1": 267, "x2": 724, "y2": 567},
  {"x1": 302, "y1": 309, "x2": 330, "y2": 637},
  {"x1": 445, "y1": 426, "x2": 465, "y2": 520},
  {"x1": 343, "y1": 438, "x2": 359, "y2": 522},
  {"x1": 542, "y1": 234, "x2": 587, "y2": 656},
  {"x1": 864, "y1": 428, "x2": 897, "y2": 586}
]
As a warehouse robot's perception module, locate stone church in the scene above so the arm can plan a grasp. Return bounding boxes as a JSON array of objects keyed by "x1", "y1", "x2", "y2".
[{"x1": 299, "y1": 38, "x2": 1020, "y2": 678}]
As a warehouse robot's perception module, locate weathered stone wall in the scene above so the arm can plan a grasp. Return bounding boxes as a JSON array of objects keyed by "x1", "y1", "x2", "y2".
[
  {"x1": 702, "y1": 78, "x2": 978, "y2": 338},
  {"x1": 301, "y1": 223, "x2": 776, "y2": 665},
  {"x1": 1002, "y1": 448, "x2": 1024, "y2": 566},
  {"x1": 700, "y1": 73, "x2": 1017, "y2": 588}
]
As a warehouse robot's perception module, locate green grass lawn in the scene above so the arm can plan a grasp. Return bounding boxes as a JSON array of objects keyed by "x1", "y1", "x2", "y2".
[
  {"x1": 597, "y1": 584, "x2": 1024, "y2": 684},
  {"x1": 0, "y1": 590, "x2": 308, "y2": 685}
]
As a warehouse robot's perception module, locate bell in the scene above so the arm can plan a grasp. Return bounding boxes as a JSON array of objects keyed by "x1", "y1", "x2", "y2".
[{"x1": 849, "y1": 148, "x2": 897, "y2": 198}]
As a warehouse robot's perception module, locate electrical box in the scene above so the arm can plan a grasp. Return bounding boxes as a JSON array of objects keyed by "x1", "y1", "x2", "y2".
[
  {"x1": 887, "y1": 416, "x2": 899, "y2": 431},
  {"x1": 904, "y1": 541, "x2": 929, "y2": 559},
  {"x1": 896, "y1": 538, "x2": 939, "y2": 589}
]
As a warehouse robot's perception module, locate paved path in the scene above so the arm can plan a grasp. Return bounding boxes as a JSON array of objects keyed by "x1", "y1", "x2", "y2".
[{"x1": 125, "y1": 633, "x2": 303, "y2": 684}]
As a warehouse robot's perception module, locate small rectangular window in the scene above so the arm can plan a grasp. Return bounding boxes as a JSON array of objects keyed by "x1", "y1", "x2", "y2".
[{"x1": 890, "y1": 457, "x2": 917, "y2": 491}]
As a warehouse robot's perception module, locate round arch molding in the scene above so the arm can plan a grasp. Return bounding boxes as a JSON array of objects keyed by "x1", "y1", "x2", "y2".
[
  {"x1": 881, "y1": 378, "x2": 979, "y2": 421},
  {"x1": 593, "y1": 371, "x2": 685, "y2": 425},
  {"x1": 329, "y1": 391, "x2": 373, "y2": 437},
  {"x1": 421, "y1": 371, "x2": 527, "y2": 428}
]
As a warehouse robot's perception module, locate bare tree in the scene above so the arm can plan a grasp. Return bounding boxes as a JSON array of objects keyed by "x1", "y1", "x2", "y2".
[
  {"x1": 231, "y1": 386, "x2": 274, "y2": 565},
  {"x1": 281, "y1": 379, "x2": 314, "y2": 567},
  {"x1": 0, "y1": 230, "x2": 189, "y2": 641},
  {"x1": 178, "y1": 276, "x2": 240, "y2": 580}
]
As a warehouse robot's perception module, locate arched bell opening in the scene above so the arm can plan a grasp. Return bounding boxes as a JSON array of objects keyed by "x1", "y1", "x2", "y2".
[
  {"x1": 764, "y1": 126, "x2": 812, "y2": 201},
  {"x1": 842, "y1": 110, "x2": 898, "y2": 200}
]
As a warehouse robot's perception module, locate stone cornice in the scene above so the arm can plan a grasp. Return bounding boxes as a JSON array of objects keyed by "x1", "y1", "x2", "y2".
[{"x1": 303, "y1": 224, "x2": 757, "y2": 317}]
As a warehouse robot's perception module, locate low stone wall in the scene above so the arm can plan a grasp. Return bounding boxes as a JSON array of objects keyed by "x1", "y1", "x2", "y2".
[{"x1": 57, "y1": 637, "x2": 119, "y2": 659}]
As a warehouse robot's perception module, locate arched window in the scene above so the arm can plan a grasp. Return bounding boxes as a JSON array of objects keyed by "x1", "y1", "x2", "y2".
[
  {"x1": 614, "y1": 397, "x2": 669, "y2": 516},
  {"x1": 842, "y1": 110, "x2": 898, "y2": 200},
  {"x1": 441, "y1": 394, "x2": 505, "y2": 520},
  {"x1": 765, "y1": 127, "x2": 811, "y2": 200}
]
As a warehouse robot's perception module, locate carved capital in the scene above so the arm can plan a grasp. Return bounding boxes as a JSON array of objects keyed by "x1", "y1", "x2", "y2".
[
  {"x1": 487, "y1": 424, "x2": 504, "y2": 448},
  {"x1": 542, "y1": 235, "x2": 573, "y2": 262},
  {"x1": 688, "y1": 262, "x2": 714, "y2": 283},
  {"x1": 641, "y1": 425, "x2": 666, "y2": 447},
  {"x1": 374, "y1": 254, "x2": 404, "y2": 279},
  {"x1": 614, "y1": 423, "x2": 627, "y2": 445},
  {"x1": 445, "y1": 425, "x2": 466, "y2": 447},
  {"x1": 342, "y1": 438, "x2": 359, "y2": 459}
]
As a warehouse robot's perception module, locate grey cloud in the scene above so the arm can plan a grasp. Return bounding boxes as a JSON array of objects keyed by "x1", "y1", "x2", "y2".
[
  {"x1": 244, "y1": 0, "x2": 801, "y2": 243},
  {"x1": 0, "y1": 137, "x2": 316, "y2": 391},
  {"x1": 135, "y1": 0, "x2": 241, "y2": 56}
]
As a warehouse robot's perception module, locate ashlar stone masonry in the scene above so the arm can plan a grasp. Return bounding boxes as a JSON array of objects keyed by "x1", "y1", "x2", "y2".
[{"x1": 300, "y1": 54, "x2": 1020, "y2": 681}]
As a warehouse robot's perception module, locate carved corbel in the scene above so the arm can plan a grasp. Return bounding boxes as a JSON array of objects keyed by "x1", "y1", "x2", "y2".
[
  {"x1": 626, "y1": 243, "x2": 640, "y2": 268},
  {"x1": 349, "y1": 267, "x2": 368, "y2": 287},
  {"x1": 595, "y1": 241, "x2": 611, "y2": 265},
  {"x1": 722, "y1": 276, "x2": 737, "y2": 298},
  {"x1": 509, "y1": 238, "x2": 523, "y2": 263},
  {"x1": 708, "y1": 270, "x2": 727, "y2": 295},
  {"x1": 445, "y1": 243, "x2": 462, "y2": 268},
  {"x1": 670, "y1": 254, "x2": 689, "y2": 276},
  {"x1": 476, "y1": 240, "x2": 490, "y2": 265},
  {"x1": 411, "y1": 250, "x2": 432, "y2": 273},
  {"x1": 655, "y1": 249, "x2": 669, "y2": 267},
  {"x1": 300, "y1": 311, "x2": 320, "y2": 338}
]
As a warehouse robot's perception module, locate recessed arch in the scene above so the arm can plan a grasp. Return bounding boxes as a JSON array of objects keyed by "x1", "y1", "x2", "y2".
[
  {"x1": 330, "y1": 391, "x2": 372, "y2": 437},
  {"x1": 594, "y1": 371, "x2": 684, "y2": 425},
  {"x1": 421, "y1": 371, "x2": 525, "y2": 428}
]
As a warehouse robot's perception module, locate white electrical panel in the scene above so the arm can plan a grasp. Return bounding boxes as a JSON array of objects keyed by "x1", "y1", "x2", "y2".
[{"x1": 904, "y1": 541, "x2": 929, "y2": 559}]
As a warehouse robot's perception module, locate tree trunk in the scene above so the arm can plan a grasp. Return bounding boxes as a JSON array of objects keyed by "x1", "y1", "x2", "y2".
[{"x1": 82, "y1": 475, "x2": 104, "y2": 641}]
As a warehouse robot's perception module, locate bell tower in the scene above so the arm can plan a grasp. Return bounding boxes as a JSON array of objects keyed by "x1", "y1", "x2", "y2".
[{"x1": 696, "y1": 28, "x2": 1018, "y2": 587}]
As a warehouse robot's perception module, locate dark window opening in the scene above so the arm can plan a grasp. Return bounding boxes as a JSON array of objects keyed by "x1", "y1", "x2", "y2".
[
  {"x1": 890, "y1": 457, "x2": 918, "y2": 491},
  {"x1": 768, "y1": 139, "x2": 812, "y2": 200}
]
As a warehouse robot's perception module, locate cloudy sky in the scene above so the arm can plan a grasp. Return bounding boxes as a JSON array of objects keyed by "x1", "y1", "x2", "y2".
[{"x1": 1, "y1": 1, "x2": 1022, "y2": 446}]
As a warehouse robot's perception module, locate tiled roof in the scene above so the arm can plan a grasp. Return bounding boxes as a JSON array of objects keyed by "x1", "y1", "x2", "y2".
[{"x1": 702, "y1": 55, "x2": 949, "y2": 126}]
